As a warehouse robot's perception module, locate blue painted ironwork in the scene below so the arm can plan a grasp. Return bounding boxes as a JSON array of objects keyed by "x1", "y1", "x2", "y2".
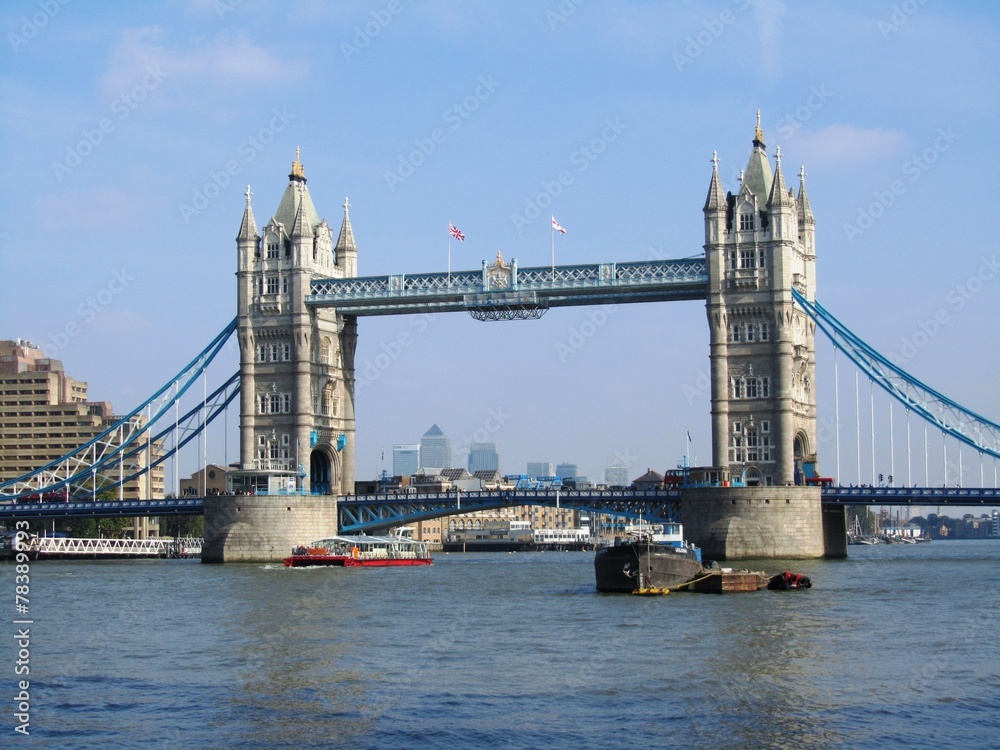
[
  {"x1": 793, "y1": 290, "x2": 1000, "y2": 460},
  {"x1": 337, "y1": 488, "x2": 681, "y2": 534},
  {"x1": 822, "y1": 486, "x2": 1000, "y2": 505},
  {"x1": 307, "y1": 258, "x2": 708, "y2": 316},
  {"x1": 0, "y1": 498, "x2": 206, "y2": 520},
  {"x1": 0, "y1": 321, "x2": 239, "y2": 500},
  {"x1": 3, "y1": 486, "x2": 998, "y2": 523}
]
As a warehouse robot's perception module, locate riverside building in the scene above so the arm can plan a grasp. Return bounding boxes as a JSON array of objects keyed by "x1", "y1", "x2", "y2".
[{"x1": 0, "y1": 339, "x2": 163, "y2": 537}]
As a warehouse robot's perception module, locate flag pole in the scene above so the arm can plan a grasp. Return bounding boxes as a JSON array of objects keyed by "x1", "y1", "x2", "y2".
[
  {"x1": 550, "y1": 219, "x2": 555, "y2": 282},
  {"x1": 448, "y1": 226, "x2": 452, "y2": 287}
]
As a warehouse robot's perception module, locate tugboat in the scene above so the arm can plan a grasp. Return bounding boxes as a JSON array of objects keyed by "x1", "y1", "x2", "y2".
[{"x1": 594, "y1": 522, "x2": 704, "y2": 593}]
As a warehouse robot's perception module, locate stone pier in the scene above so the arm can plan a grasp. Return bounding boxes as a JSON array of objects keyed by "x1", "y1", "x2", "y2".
[
  {"x1": 679, "y1": 486, "x2": 825, "y2": 560},
  {"x1": 201, "y1": 495, "x2": 338, "y2": 563}
]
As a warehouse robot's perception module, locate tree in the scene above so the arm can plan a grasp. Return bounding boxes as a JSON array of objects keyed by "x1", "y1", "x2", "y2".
[{"x1": 158, "y1": 515, "x2": 204, "y2": 538}]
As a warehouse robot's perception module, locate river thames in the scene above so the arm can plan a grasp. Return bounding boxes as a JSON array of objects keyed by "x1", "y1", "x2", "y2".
[{"x1": 7, "y1": 538, "x2": 998, "y2": 749}]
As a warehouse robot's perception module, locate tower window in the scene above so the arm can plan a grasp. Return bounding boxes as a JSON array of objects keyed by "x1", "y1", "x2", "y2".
[
  {"x1": 760, "y1": 322, "x2": 770, "y2": 341},
  {"x1": 266, "y1": 242, "x2": 279, "y2": 259},
  {"x1": 266, "y1": 276, "x2": 279, "y2": 295},
  {"x1": 739, "y1": 213, "x2": 754, "y2": 231},
  {"x1": 739, "y1": 248, "x2": 755, "y2": 269}
]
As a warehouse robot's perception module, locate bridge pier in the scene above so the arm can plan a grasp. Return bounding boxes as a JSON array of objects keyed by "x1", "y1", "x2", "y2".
[
  {"x1": 201, "y1": 495, "x2": 337, "y2": 563},
  {"x1": 679, "y1": 486, "x2": 826, "y2": 560}
]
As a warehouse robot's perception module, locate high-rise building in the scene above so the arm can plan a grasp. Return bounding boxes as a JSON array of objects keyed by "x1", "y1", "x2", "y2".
[
  {"x1": 467, "y1": 443, "x2": 499, "y2": 474},
  {"x1": 393, "y1": 444, "x2": 420, "y2": 477},
  {"x1": 419, "y1": 424, "x2": 451, "y2": 469},
  {"x1": 0, "y1": 339, "x2": 163, "y2": 537},
  {"x1": 556, "y1": 463, "x2": 578, "y2": 480},
  {"x1": 604, "y1": 465, "x2": 629, "y2": 486},
  {"x1": 526, "y1": 461, "x2": 553, "y2": 478}
]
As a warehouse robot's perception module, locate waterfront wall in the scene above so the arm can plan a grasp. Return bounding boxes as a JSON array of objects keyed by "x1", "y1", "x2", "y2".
[
  {"x1": 202, "y1": 495, "x2": 338, "y2": 563},
  {"x1": 679, "y1": 486, "x2": 825, "y2": 560}
]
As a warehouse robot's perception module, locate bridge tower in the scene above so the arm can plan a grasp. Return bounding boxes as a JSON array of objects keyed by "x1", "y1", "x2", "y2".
[
  {"x1": 205, "y1": 151, "x2": 354, "y2": 561},
  {"x1": 683, "y1": 113, "x2": 832, "y2": 559},
  {"x1": 234, "y1": 150, "x2": 358, "y2": 495},
  {"x1": 704, "y1": 112, "x2": 817, "y2": 487}
]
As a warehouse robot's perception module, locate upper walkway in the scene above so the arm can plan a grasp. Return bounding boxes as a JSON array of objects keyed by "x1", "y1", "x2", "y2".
[{"x1": 306, "y1": 257, "x2": 709, "y2": 316}]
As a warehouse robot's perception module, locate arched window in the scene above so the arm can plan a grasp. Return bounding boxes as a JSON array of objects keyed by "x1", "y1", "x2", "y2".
[{"x1": 320, "y1": 337, "x2": 332, "y2": 364}]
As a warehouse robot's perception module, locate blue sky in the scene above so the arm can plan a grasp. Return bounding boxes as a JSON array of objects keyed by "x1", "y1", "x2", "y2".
[{"x1": 1, "y1": 0, "x2": 998, "y2": 489}]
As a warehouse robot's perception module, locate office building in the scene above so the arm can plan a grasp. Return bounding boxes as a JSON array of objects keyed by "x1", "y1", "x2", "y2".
[
  {"x1": 526, "y1": 461, "x2": 553, "y2": 478},
  {"x1": 393, "y1": 444, "x2": 420, "y2": 477},
  {"x1": 467, "y1": 443, "x2": 499, "y2": 474},
  {"x1": 605, "y1": 465, "x2": 629, "y2": 487},
  {"x1": 0, "y1": 339, "x2": 163, "y2": 537},
  {"x1": 556, "y1": 463, "x2": 578, "y2": 480},
  {"x1": 419, "y1": 424, "x2": 451, "y2": 469}
]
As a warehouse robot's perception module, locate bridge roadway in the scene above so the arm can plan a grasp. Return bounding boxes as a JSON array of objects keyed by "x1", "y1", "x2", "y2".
[
  {"x1": 1, "y1": 488, "x2": 998, "y2": 528},
  {"x1": 306, "y1": 258, "x2": 709, "y2": 316}
]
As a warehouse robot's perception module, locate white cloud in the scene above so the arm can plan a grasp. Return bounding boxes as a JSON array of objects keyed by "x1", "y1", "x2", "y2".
[
  {"x1": 792, "y1": 124, "x2": 908, "y2": 167},
  {"x1": 99, "y1": 25, "x2": 304, "y2": 101}
]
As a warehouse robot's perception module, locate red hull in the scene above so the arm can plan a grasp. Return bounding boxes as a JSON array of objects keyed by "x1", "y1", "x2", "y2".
[{"x1": 283, "y1": 555, "x2": 432, "y2": 568}]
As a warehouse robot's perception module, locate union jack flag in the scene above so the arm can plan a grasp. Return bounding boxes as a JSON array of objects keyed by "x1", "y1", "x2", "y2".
[{"x1": 449, "y1": 223, "x2": 465, "y2": 241}]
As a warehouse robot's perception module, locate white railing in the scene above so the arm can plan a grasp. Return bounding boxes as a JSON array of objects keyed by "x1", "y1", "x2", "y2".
[{"x1": 18, "y1": 536, "x2": 203, "y2": 557}]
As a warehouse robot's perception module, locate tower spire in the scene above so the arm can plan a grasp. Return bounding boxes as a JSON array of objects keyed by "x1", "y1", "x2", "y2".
[
  {"x1": 237, "y1": 184, "x2": 259, "y2": 241},
  {"x1": 336, "y1": 196, "x2": 358, "y2": 277},
  {"x1": 703, "y1": 150, "x2": 726, "y2": 211},
  {"x1": 768, "y1": 147, "x2": 794, "y2": 208},
  {"x1": 289, "y1": 146, "x2": 306, "y2": 182},
  {"x1": 797, "y1": 164, "x2": 814, "y2": 225}
]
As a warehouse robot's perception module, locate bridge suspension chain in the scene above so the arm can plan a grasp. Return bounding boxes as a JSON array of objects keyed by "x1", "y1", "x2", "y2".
[
  {"x1": 793, "y1": 290, "x2": 1000, "y2": 461},
  {"x1": 0, "y1": 320, "x2": 238, "y2": 499}
]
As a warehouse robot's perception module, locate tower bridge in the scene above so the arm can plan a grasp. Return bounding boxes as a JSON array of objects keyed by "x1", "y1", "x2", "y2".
[{"x1": 3, "y1": 116, "x2": 997, "y2": 562}]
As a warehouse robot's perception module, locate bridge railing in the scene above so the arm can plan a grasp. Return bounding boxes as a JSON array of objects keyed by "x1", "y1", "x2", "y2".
[{"x1": 308, "y1": 258, "x2": 708, "y2": 301}]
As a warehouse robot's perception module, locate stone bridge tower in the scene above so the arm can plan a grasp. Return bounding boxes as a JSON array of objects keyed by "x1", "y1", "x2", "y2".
[
  {"x1": 681, "y1": 113, "x2": 831, "y2": 561},
  {"x1": 234, "y1": 150, "x2": 358, "y2": 496},
  {"x1": 703, "y1": 113, "x2": 818, "y2": 487}
]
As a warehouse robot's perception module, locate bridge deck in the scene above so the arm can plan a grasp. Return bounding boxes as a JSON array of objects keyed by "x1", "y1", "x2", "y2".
[
  {"x1": 307, "y1": 258, "x2": 709, "y2": 316},
  {"x1": 1, "y1": 487, "x2": 996, "y2": 523}
]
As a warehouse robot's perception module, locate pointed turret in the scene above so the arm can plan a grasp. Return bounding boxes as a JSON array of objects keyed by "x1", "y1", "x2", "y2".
[
  {"x1": 336, "y1": 197, "x2": 358, "y2": 277},
  {"x1": 742, "y1": 109, "x2": 773, "y2": 205},
  {"x1": 703, "y1": 151, "x2": 726, "y2": 211},
  {"x1": 291, "y1": 196, "x2": 314, "y2": 239},
  {"x1": 274, "y1": 148, "x2": 321, "y2": 236},
  {"x1": 237, "y1": 185, "x2": 259, "y2": 241},
  {"x1": 767, "y1": 147, "x2": 795, "y2": 209},
  {"x1": 796, "y1": 165, "x2": 814, "y2": 226},
  {"x1": 703, "y1": 151, "x2": 727, "y2": 245}
]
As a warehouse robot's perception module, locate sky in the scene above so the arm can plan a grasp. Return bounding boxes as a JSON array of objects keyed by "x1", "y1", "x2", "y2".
[{"x1": 1, "y1": 0, "x2": 998, "y2": 492}]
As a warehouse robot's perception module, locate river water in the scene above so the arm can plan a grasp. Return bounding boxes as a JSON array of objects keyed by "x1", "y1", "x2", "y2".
[{"x1": 6, "y1": 539, "x2": 999, "y2": 749}]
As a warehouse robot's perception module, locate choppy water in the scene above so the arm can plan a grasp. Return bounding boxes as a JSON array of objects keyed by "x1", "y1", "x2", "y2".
[{"x1": 4, "y1": 539, "x2": 998, "y2": 749}]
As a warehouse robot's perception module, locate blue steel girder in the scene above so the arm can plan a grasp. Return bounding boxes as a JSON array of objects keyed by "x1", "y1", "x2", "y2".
[
  {"x1": 821, "y1": 486, "x2": 1000, "y2": 505},
  {"x1": 307, "y1": 258, "x2": 708, "y2": 316},
  {"x1": 0, "y1": 498, "x2": 206, "y2": 520},
  {"x1": 336, "y1": 489, "x2": 681, "y2": 534}
]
